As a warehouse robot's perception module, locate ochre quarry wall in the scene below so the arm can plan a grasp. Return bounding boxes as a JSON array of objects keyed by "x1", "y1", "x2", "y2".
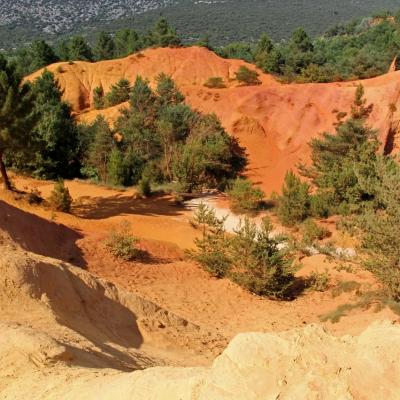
[{"x1": 27, "y1": 47, "x2": 400, "y2": 193}]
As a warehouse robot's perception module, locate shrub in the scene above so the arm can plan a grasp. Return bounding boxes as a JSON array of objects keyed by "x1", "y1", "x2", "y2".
[
  {"x1": 204, "y1": 76, "x2": 226, "y2": 88},
  {"x1": 310, "y1": 193, "x2": 331, "y2": 218},
  {"x1": 230, "y1": 217, "x2": 295, "y2": 299},
  {"x1": 301, "y1": 219, "x2": 330, "y2": 245},
  {"x1": 138, "y1": 176, "x2": 152, "y2": 197},
  {"x1": 93, "y1": 86, "x2": 104, "y2": 109},
  {"x1": 228, "y1": 178, "x2": 265, "y2": 213},
  {"x1": 277, "y1": 171, "x2": 310, "y2": 226},
  {"x1": 27, "y1": 188, "x2": 43, "y2": 205},
  {"x1": 190, "y1": 202, "x2": 226, "y2": 231},
  {"x1": 188, "y1": 204, "x2": 230, "y2": 278},
  {"x1": 331, "y1": 280, "x2": 361, "y2": 298},
  {"x1": 105, "y1": 78, "x2": 131, "y2": 107},
  {"x1": 189, "y1": 207, "x2": 295, "y2": 299},
  {"x1": 235, "y1": 66, "x2": 261, "y2": 85},
  {"x1": 48, "y1": 180, "x2": 72, "y2": 212},
  {"x1": 106, "y1": 221, "x2": 139, "y2": 261},
  {"x1": 307, "y1": 269, "x2": 330, "y2": 292}
]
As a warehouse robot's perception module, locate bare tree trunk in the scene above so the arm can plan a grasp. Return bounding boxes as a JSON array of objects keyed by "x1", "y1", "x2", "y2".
[{"x1": 0, "y1": 151, "x2": 11, "y2": 190}]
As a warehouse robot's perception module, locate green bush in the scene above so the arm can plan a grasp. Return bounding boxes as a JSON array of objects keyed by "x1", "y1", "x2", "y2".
[
  {"x1": 93, "y1": 86, "x2": 105, "y2": 109},
  {"x1": 230, "y1": 217, "x2": 295, "y2": 299},
  {"x1": 307, "y1": 269, "x2": 330, "y2": 292},
  {"x1": 48, "y1": 180, "x2": 72, "y2": 212},
  {"x1": 310, "y1": 193, "x2": 331, "y2": 218},
  {"x1": 234, "y1": 66, "x2": 261, "y2": 85},
  {"x1": 277, "y1": 171, "x2": 310, "y2": 226},
  {"x1": 188, "y1": 204, "x2": 230, "y2": 278},
  {"x1": 301, "y1": 219, "x2": 330, "y2": 245},
  {"x1": 189, "y1": 205, "x2": 295, "y2": 298},
  {"x1": 106, "y1": 221, "x2": 139, "y2": 261},
  {"x1": 138, "y1": 177, "x2": 152, "y2": 197},
  {"x1": 204, "y1": 76, "x2": 226, "y2": 88},
  {"x1": 27, "y1": 188, "x2": 43, "y2": 205},
  {"x1": 105, "y1": 78, "x2": 131, "y2": 107},
  {"x1": 227, "y1": 178, "x2": 265, "y2": 213}
]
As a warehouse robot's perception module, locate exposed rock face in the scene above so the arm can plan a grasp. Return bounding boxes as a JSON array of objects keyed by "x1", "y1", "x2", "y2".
[{"x1": 27, "y1": 46, "x2": 400, "y2": 193}]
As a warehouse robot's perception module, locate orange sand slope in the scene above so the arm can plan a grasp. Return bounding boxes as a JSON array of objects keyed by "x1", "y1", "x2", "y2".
[{"x1": 27, "y1": 47, "x2": 400, "y2": 193}]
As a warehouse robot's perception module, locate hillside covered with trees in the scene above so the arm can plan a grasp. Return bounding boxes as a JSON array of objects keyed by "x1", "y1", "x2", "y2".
[
  {"x1": 1, "y1": 0, "x2": 400, "y2": 48},
  {"x1": 10, "y1": 12, "x2": 400, "y2": 84}
]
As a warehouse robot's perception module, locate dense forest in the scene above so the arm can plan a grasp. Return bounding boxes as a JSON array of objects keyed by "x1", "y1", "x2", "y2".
[{"x1": 9, "y1": 12, "x2": 400, "y2": 83}]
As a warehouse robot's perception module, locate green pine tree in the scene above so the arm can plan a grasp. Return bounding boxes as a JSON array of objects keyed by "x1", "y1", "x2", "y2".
[
  {"x1": 68, "y1": 36, "x2": 94, "y2": 62},
  {"x1": 29, "y1": 70, "x2": 79, "y2": 178},
  {"x1": 105, "y1": 78, "x2": 131, "y2": 107},
  {"x1": 0, "y1": 56, "x2": 36, "y2": 189},
  {"x1": 87, "y1": 116, "x2": 115, "y2": 182},
  {"x1": 115, "y1": 29, "x2": 141, "y2": 57},
  {"x1": 278, "y1": 171, "x2": 311, "y2": 226},
  {"x1": 94, "y1": 31, "x2": 116, "y2": 61}
]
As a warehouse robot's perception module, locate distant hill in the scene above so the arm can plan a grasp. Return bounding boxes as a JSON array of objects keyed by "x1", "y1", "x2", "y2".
[{"x1": 1, "y1": 0, "x2": 400, "y2": 48}]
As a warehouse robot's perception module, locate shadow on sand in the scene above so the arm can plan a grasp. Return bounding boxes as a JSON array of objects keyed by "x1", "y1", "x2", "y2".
[
  {"x1": 0, "y1": 200, "x2": 87, "y2": 268},
  {"x1": 73, "y1": 193, "x2": 187, "y2": 220}
]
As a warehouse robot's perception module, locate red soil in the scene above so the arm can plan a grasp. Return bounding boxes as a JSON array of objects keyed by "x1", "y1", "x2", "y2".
[{"x1": 27, "y1": 46, "x2": 400, "y2": 194}]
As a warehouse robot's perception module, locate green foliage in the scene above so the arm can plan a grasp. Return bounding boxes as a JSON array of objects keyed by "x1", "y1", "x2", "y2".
[
  {"x1": 195, "y1": 34, "x2": 212, "y2": 49},
  {"x1": 230, "y1": 217, "x2": 295, "y2": 298},
  {"x1": 26, "y1": 70, "x2": 79, "y2": 179},
  {"x1": 27, "y1": 188, "x2": 43, "y2": 205},
  {"x1": 85, "y1": 115, "x2": 115, "y2": 182},
  {"x1": 156, "y1": 73, "x2": 185, "y2": 105},
  {"x1": 307, "y1": 269, "x2": 330, "y2": 291},
  {"x1": 3, "y1": 1, "x2": 400, "y2": 53},
  {"x1": 138, "y1": 176, "x2": 152, "y2": 197},
  {"x1": 204, "y1": 76, "x2": 226, "y2": 89},
  {"x1": 94, "y1": 31, "x2": 116, "y2": 61},
  {"x1": 301, "y1": 219, "x2": 330, "y2": 245},
  {"x1": 215, "y1": 12, "x2": 400, "y2": 83},
  {"x1": 68, "y1": 36, "x2": 94, "y2": 61},
  {"x1": 358, "y1": 157, "x2": 400, "y2": 301},
  {"x1": 115, "y1": 29, "x2": 141, "y2": 57},
  {"x1": 190, "y1": 201, "x2": 224, "y2": 231},
  {"x1": 277, "y1": 171, "x2": 310, "y2": 226},
  {"x1": 93, "y1": 86, "x2": 105, "y2": 109},
  {"x1": 300, "y1": 85, "x2": 379, "y2": 212},
  {"x1": 56, "y1": 41, "x2": 71, "y2": 61},
  {"x1": 105, "y1": 78, "x2": 131, "y2": 107},
  {"x1": 6, "y1": 8, "x2": 400, "y2": 85},
  {"x1": 189, "y1": 204, "x2": 230, "y2": 278},
  {"x1": 116, "y1": 75, "x2": 246, "y2": 191},
  {"x1": 331, "y1": 280, "x2": 361, "y2": 298},
  {"x1": 16, "y1": 40, "x2": 59, "y2": 75},
  {"x1": 106, "y1": 221, "x2": 139, "y2": 261},
  {"x1": 0, "y1": 55, "x2": 36, "y2": 189},
  {"x1": 227, "y1": 178, "x2": 265, "y2": 213},
  {"x1": 234, "y1": 66, "x2": 261, "y2": 85},
  {"x1": 76, "y1": 75, "x2": 245, "y2": 190},
  {"x1": 48, "y1": 179, "x2": 72, "y2": 212},
  {"x1": 309, "y1": 193, "x2": 331, "y2": 218},
  {"x1": 106, "y1": 148, "x2": 126, "y2": 186},
  {"x1": 218, "y1": 42, "x2": 253, "y2": 62},
  {"x1": 190, "y1": 209, "x2": 295, "y2": 298},
  {"x1": 148, "y1": 17, "x2": 181, "y2": 47}
]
